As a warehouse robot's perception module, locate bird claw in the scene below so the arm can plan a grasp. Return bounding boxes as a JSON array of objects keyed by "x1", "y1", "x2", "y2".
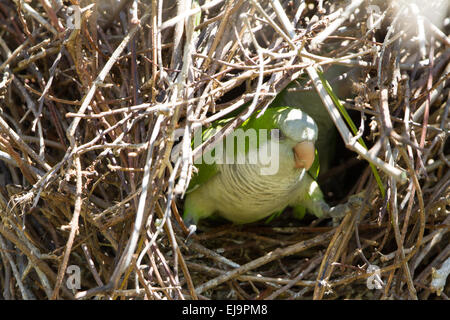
[
  {"x1": 182, "y1": 225, "x2": 197, "y2": 245},
  {"x1": 347, "y1": 191, "x2": 366, "y2": 210},
  {"x1": 327, "y1": 191, "x2": 365, "y2": 225},
  {"x1": 182, "y1": 215, "x2": 198, "y2": 241},
  {"x1": 187, "y1": 224, "x2": 197, "y2": 238}
]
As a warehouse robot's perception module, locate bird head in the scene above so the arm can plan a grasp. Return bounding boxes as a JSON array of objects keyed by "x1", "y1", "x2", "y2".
[
  {"x1": 275, "y1": 108, "x2": 318, "y2": 170},
  {"x1": 237, "y1": 107, "x2": 319, "y2": 173}
]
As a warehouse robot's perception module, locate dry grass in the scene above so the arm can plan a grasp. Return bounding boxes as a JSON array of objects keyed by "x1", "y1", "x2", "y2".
[{"x1": 0, "y1": 0, "x2": 448, "y2": 300}]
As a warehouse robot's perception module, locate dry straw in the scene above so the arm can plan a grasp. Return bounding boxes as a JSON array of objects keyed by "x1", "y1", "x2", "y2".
[{"x1": 0, "y1": 0, "x2": 448, "y2": 300}]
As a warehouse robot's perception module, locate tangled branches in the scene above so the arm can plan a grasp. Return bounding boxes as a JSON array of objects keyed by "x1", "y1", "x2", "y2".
[{"x1": 0, "y1": 0, "x2": 448, "y2": 300}]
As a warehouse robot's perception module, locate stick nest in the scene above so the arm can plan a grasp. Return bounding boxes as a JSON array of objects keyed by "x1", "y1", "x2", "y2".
[{"x1": 0, "y1": 0, "x2": 448, "y2": 300}]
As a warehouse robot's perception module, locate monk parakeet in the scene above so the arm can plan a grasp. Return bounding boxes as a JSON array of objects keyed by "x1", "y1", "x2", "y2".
[
  {"x1": 183, "y1": 106, "x2": 347, "y2": 225},
  {"x1": 272, "y1": 65, "x2": 362, "y2": 175}
]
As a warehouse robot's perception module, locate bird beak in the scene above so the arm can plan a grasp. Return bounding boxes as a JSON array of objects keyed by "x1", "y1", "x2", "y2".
[{"x1": 293, "y1": 141, "x2": 315, "y2": 170}]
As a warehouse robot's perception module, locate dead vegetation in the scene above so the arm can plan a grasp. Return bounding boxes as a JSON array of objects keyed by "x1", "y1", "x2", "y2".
[{"x1": 0, "y1": 0, "x2": 448, "y2": 300}]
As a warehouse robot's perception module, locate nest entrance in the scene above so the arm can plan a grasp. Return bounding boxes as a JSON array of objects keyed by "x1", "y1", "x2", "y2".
[{"x1": 0, "y1": 0, "x2": 448, "y2": 300}]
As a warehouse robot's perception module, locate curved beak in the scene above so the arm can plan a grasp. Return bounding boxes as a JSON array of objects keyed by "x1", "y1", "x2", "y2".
[{"x1": 293, "y1": 141, "x2": 315, "y2": 170}]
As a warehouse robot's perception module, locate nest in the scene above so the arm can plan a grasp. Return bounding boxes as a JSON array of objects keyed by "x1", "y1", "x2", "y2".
[{"x1": 0, "y1": 0, "x2": 448, "y2": 300}]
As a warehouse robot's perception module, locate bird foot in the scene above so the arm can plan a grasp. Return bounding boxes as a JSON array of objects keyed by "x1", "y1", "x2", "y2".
[
  {"x1": 187, "y1": 224, "x2": 197, "y2": 238},
  {"x1": 183, "y1": 215, "x2": 198, "y2": 240},
  {"x1": 327, "y1": 192, "x2": 365, "y2": 225}
]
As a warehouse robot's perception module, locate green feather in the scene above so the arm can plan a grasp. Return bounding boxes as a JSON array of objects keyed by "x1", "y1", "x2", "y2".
[
  {"x1": 187, "y1": 107, "x2": 292, "y2": 193},
  {"x1": 183, "y1": 106, "x2": 324, "y2": 224}
]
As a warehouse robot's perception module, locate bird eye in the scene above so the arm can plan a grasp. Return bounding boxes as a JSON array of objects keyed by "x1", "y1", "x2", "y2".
[{"x1": 275, "y1": 130, "x2": 286, "y2": 140}]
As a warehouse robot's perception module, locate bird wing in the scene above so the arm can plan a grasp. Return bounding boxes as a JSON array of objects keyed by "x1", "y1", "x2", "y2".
[
  {"x1": 186, "y1": 119, "x2": 229, "y2": 193},
  {"x1": 186, "y1": 106, "x2": 320, "y2": 192}
]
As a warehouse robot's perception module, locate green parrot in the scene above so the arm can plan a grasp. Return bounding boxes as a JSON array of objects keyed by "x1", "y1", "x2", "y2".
[
  {"x1": 183, "y1": 106, "x2": 346, "y2": 226},
  {"x1": 272, "y1": 65, "x2": 361, "y2": 175}
]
